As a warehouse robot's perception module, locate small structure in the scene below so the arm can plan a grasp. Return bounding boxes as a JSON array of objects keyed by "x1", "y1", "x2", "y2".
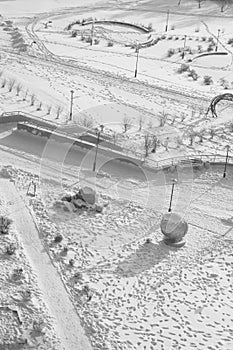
[
  {"x1": 207, "y1": 93, "x2": 233, "y2": 118},
  {"x1": 160, "y1": 213, "x2": 188, "y2": 247}
]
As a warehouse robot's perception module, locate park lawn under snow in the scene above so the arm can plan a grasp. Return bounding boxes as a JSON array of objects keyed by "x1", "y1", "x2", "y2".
[{"x1": 1, "y1": 162, "x2": 232, "y2": 350}]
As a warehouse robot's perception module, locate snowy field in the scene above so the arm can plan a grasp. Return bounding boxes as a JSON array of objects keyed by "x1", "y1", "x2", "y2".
[{"x1": 0, "y1": 0, "x2": 233, "y2": 349}]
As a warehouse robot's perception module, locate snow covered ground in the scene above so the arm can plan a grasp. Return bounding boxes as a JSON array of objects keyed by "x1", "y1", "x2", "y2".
[{"x1": 0, "y1": 0, "x2": 233, "y2": 349}]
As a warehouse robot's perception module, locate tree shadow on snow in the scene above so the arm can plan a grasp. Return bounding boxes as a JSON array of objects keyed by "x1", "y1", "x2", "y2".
[{"x1": 115, "y1": 240, "x2": 172, "y2": 277}]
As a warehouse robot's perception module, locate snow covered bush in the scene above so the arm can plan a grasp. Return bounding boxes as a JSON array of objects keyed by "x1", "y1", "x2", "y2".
[
  {"x1": 203, "y1": 75, "x2": 213, "y2": 85},
  {"x1": 177, "y1": 63, "x2": 190, "y2": 74},
  {"x1": 0, "y1": 216, "x2": 12, "y2": 234},
  {"x1": 167, "y1": 48, "x2": 175, "y2": 57},
  {"x1": 219, "y1": 78, "x2": 229, "y2": 89},
  {"x1": 188, "y1": 69, "x2": 199, "y2": 81}
]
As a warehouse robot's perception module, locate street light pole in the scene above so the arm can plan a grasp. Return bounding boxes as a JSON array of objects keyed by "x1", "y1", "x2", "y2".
[
  {"x1": 223, "y1": 145, "x2": 230, "y2": 178},
  {"x1": 69, "y1": 90, "x2": 74, "y2": 121},
  {"x1": 92, "y1": 129, "x2": 101, "y2": 172},
  {"x1": 134, "y1": 45, "x2": 140, "y2": 78},
  {"x1": 182, "y1": 35, "x2": 187, "y2": 59},
  {"x1": 165, "y1": 9, "x2": 170, "y2": 32},
  {"x1": 168, "y1": 178, "x2": 177, "y2": 212},
  {"x1": 215, "y1": 29, "x2": 221, "y2": 52},
  {"x1": 90, "y1": 19, "x2": 95, "y2": 46}
]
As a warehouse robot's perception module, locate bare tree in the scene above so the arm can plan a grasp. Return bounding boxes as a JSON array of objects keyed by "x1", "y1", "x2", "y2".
[
  {"x1": 1, "y1": 78, "x2": 6, "y2": 88},
  {"x1": 180, "y1": 112, "x2": 186, "y2": 122},
  {"x1": 138, "y1": 115, "x2": 145, "y2": 131},
  {"x1": 37, "y1": 101, "x2": 42, "y2": 111},
  {"x1": 122, "y1": 116, "x2": 132, "y2": 133},
  {"x1": 163, "y1": 137, "x2": 169, "y2": 151},
  {"x1": 151, "y1": 135, "x2": 159, "y2": 153},
  {"x1": 209, "y1": 127, "x2": 216, "y2": 140},
  {"x1": 158, "y1": 110, "x2": 169, "y2": 127},
  {"x1": 30, "y1": 93, "x2": 36, "y2": 106},
  {"x1": 47, "y1": 105, "x2": 52, "y2": 115},
  {"x1": 78, "y1": 115, "x2": 94, "y2": 128},
  {"x1": 189, "y1": 131, "x2": 196, "y2": 146},
  {"x1": 144, "y1": 133, "x2": 152, "y2": 157},
  {"x1": 221, "y1": 0, "x2": 226, "y2": 12},
  {"x1": 171, "y1": 115, "x2": 177, "y2": 125},
  {"x1": 23, "y1": 89, "x2": 28, "y2": 101},
  {"x1": 112, "y1": 131, "x2": 118, "y2": 144},
  {"x1": 16, "y1": 83, "x2": 22, "y2": 96},
  {"x1": 7, "y1": 78, "x2": 16, "y2": 92},
  {"x1": 56, "y1": 106, "x2": 63, "y2": 119},
  {"x1": 198, "y1": 128, "x2": 206, "y2": 143},
  {"x1": 147, "y1": 119, "x2": 153, "y2": 129}
]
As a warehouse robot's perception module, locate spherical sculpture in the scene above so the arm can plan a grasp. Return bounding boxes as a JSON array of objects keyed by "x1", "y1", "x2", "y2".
[{"x1": 160, "y1": 213, "x2": 188, "y2": 247}]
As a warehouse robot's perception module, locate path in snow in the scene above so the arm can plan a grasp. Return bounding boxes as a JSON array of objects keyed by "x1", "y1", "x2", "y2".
[{"x1": 0, "y1": 179, "x2": 92, "y2": 350}]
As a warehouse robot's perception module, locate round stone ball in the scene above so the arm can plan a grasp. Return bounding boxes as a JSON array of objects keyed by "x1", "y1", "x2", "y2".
[{"x1": 160, "y1": 213, "x2": 188, "y2": 245}]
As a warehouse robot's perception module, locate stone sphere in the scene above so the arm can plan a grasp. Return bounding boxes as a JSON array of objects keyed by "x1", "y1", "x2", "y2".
[{"x1": 160, "y1": 213, "x2": 188, "y2": 247}]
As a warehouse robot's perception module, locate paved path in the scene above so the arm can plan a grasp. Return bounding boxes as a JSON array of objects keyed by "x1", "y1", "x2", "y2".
[{"x1": 0, "y1": 179, "x2": 92, "y2": 350}]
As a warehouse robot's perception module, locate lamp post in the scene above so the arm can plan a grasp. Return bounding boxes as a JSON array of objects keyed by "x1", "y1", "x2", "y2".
[
  {"x1": 181, "y1": 35, "x2": 187, "y2": 59},
  {"x1": 90, "y1": 19, "x2": 95, "y2": 46},
  {"x1": 92, "y1": 126, "x2": 103, "y2": 172},
  {"x1": 223, "y1": 145, "x2": 230, "y2": 178},
  {"x1": 69, "y1": 90, "x2": 74, "y2": 121},
  {"x1": 165, "y1": 9, "x2": 170, "y2": 32},
  {"x1": 215, "y1": 29, "x2": 221, "y2": 52},
  {"x1": 134, "y1": 45, "x2": 140, "y2": 78},
  {"x1": 168, "y1": 178, "x2": 177, "y2": 212}
]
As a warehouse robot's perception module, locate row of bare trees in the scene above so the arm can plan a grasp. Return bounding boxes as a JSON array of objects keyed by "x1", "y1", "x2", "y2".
[{"x1": 0, "y1": 72, "x2": 65, "y2": 119}]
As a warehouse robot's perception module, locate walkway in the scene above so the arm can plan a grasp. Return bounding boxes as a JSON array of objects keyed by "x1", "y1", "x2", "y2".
[{"x1": 0, "y1": 179, "x2": 92, "y2": 350}]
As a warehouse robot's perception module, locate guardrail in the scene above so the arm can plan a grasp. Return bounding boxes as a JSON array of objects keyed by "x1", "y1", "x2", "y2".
[{"x1": 1, "y1": 111, "x2": 233, "y2": 171}]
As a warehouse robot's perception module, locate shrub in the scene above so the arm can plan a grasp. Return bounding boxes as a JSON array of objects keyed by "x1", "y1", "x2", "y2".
[
  {"x1": 219, "y1": 77, "x2": 229, "y2": 89},
  {"x1": 175, "y1": 36, "x2": 179, "y2": 40},
  {"x1": 71, "y1": 30, "x2": 78, "y2": 37},
  {"x1": 209, "y1": 127, "x2": 216, "y2": 139},
  {"x1": 177, "y1": 63, "x2": 190, "y2": 74},
  {"x1": 107, "y1": 41, "x2": 114, "y2": 47},
  {"x1": 147, "y1": 23, "x2": 153, "y2": 32},
  {"x1": 201, "y1": 36, "x2": 207, "y2": 41},
  {"x1": 227, "y1": 37, "x2": 233, "y2": 45},
  {"x1": 197, "y1": 44, "x2": 203, "y2": 53},
  {"x1": 167, "y1": 48, "x2": 175, "y2": 57},
  {"x1": 188, "y1": 69, "x2": 198, "y2": 81},
  {"x1": 207, "y1": 44, "x2": 214, "y2": 52},
  {"x1": 170, "y1": 25, "x2": 175, "y2": 30},
  {"x1": 153, "y1": 38, "x2": 160, "y2": 44},
  {"x1": 0, "y1": 216, "x2": 13, "y2": 234},
  {"x1": 203, "y1": 75, "x2": 213, "y2": 85},
  {"x1": 94, "y1": 38, "x2": 100, "y2": 45},
  {"x1": 167, "y1": 35, "x2": 173, "y2": 40},
  {"x1": 85, "y1": 36, "x2": 92, "y2": 44},
  {"x1": 208, "y1": 36, "x2": 214, "y2": 43},
  {"x1": 54, "y1": 234, "x2": 63, "y2": 243},
  {"x1": 6, "y1": 243, "x2": 17, "y2": 255},
  {"x1": 161, "y1": 34, "x2": 166, "y2": 40}
]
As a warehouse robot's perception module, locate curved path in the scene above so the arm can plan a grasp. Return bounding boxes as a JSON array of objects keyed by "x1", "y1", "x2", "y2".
[{"x1": 0, "y1": 178, "x2": 92, "y2": 350}]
